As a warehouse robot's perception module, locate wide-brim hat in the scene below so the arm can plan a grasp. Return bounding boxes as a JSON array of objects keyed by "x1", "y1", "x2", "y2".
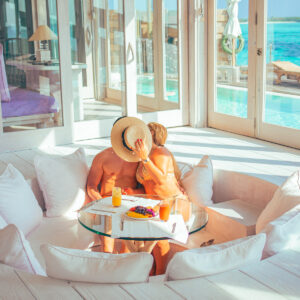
[{"x1": 111, "y1": 117, "x2": 152, "y2": 162}]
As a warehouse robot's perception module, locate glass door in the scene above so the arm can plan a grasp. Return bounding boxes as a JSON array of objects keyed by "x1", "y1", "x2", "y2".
[
  {"x1": 137, "y1": 0, "x2": 189, "y2": 126},
  {"x1": 0, "y1": 0, "x2": 74, "y2": 151},
  {"x1": 71, "y1": 0, "x2": 126, "y2": 140},
  {"x1": 208, "y1": 0, "x2": 300, "y2": 149},
  {"x1": 256, "y1": 0, "x2": 300, "y2": 148},
  {"x1": 208, "y1": 0, "x2": 256, "y2": 136}
]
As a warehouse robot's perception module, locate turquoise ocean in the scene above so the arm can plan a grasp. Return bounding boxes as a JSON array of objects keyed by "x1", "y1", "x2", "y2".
[
  {"x1": 217, "y1": 22, "x2": 300, "y2": 130},
  {"x1": 237, "y1": 22, "x2": 300, "y2": 66}
]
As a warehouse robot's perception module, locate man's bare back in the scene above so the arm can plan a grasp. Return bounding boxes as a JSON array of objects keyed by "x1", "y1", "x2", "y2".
[{"x1": 86, "y1": 147, "x2": 143, "y2": 203}]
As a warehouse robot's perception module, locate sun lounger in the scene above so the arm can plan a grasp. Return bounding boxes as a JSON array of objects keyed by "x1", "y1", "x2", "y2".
[{"x1": 271, "y1": 60, "x2": 300, "y2": 84}]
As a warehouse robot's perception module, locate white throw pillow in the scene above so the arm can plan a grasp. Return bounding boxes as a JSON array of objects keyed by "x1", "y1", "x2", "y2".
[
  {"x1": 0, "y1": 224, "x2": 46, "y2": 276},
  {"x1": 177, "y1": 161, "x2": 193, "y2": 179},
  {"x1": 262, "y1": 204, "x2": 300, "y2": 258},
  {"x1": 40, "y1": 244, "x2": 153, "y2": 283},
  {"x1": 0, "y1": 214, "x2": 7, "y2": 229},
  {"x1": 166, "y1": 233, "x2": 266, "y2": 281},
  {"x1": 34, "y1": 148, "x2": 89, "y2": 217},
  {"x1": 256, "y1": 170, "x2": 300, "y2": 233},
  {"x1": 181, "y1": 155, "x2": 213, "y2": 206},
  {"x1": 0, "y1": 164, "x2": 43, "y2": 235}
]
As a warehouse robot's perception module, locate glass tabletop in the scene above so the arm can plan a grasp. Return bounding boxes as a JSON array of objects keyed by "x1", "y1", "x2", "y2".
[{"x1": 78, "y1": 194, "x2": 208, "y2": 241}]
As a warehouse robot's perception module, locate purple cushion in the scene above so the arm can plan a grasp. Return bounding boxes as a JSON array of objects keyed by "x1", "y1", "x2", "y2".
[
  {"x1": 1, "y1": 87, "x2": 58, "y2": 118},
  {"x1": 0, "y1": 44, "x2": 11, "y2": 102}
]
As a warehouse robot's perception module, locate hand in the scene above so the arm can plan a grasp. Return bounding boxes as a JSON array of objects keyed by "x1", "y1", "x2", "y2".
[
  {"x1": 133, "y1": 138, "x2": 149, "y2": 161},
  {"x1": 122, "y1": 187, "x2": 134, "y2": 195}
]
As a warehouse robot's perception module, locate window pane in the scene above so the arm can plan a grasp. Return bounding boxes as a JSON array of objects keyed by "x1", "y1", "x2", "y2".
[
  {"x1": 109, "y1": 0, "x2": 124, "y2": 90},
  {"x1": 0, "y1": 0, "x2": 62, "y2": 132},
  {"x1": 264, "y1": 0, "x2": 300, "y2": 129},
  {"x1": 136, "y1": 0, "x2": 155, "y2": 97},
  {"x1": 164, "y1": 0, "x2": 179, "y2": 104},
  {"x1": 216, "y1": 0, "x2": 249, "y2": 118}
]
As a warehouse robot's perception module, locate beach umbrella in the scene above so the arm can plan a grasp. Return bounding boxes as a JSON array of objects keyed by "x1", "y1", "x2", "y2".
[{"x1": 223, "y1": 0, "x2": 242, "y2": 66}]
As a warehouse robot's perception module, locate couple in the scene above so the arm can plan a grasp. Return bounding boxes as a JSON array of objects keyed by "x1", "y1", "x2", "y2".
[{"x1": 85, "y1": 117, "x2": 189, "y2": 274}]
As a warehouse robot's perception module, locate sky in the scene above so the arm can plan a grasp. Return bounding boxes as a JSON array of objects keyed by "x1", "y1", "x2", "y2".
[{"x1": 218, "y1": 0, "x2": 300, "y2": 19}]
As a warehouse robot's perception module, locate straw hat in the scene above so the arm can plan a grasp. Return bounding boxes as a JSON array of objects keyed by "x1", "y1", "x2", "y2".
[{"x1": 111, "y1": 117, "x2": 152, "y2": 162}]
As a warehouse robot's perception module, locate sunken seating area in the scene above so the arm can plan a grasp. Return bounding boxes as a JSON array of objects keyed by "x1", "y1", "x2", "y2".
[{"x1": 0, "y1": 141, "x2": 299, "y2": 299}]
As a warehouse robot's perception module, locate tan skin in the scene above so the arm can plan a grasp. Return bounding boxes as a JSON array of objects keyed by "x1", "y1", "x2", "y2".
[
  {"x1": 133, "y1": 131, "x2": 190, "y2": 275},
  {"x1": 85, "y1": 147, "x2": 144, "y2": 253},
  {"x1": 133, "y1": 136, "x2": 184, "y2": 199},
  {"x1": 86, "y1": 147, "x2": 144, "y2": 203}
]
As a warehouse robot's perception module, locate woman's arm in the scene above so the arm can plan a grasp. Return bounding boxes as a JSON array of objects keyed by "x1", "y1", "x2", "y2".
[{"x1": 133, "y1": 139, "x2": 171, "y2": 185}]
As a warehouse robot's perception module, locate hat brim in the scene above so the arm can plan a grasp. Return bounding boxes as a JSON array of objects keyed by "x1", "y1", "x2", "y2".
[{"x1": 111, "y1": 117, "x2": 152, "y2": 162}]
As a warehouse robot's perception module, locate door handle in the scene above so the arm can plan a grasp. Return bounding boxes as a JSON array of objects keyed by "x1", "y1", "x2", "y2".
[{"x1": 127, "y1": 42, "x2": 135, "y2": 63}]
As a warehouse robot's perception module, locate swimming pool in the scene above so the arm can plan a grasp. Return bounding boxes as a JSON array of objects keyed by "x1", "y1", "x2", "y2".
[
  {"x1": 216, "y1": 85, "x2": 300, "y2": 130},
  {"x1": 137, "y1": 76, "x2": 179, "y2": 102}
]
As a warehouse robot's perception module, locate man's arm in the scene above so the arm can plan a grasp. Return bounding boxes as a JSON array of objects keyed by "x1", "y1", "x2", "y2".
[{"x1": 86, "y1": 152, "x2": 105, "y2": 201}]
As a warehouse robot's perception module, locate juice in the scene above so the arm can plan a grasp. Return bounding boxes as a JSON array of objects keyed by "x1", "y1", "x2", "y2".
[
  {"x1": 112, "y1": 187, "x2": 122, "y2": 207},
  {"x1": 159, "y1": 203, "x2": 171, "y2": 221}
]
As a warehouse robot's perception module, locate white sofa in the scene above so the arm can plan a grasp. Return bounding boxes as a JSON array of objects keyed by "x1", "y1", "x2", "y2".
[
  {"x1": 1, "y1": 158, "x2": 300, "y2": 298},
  {"x1": 1, "y1": 249, "x2": 299, "y2": 299},
  {"x1": 170, "y1": 169, "x2": 278, "y2": 250},
  {"x1": 25, "y1": 177, "x2": 94, "y2": 268},
  {"x1": 23, "y1": 166, "x2": 280, "y2": 269}
]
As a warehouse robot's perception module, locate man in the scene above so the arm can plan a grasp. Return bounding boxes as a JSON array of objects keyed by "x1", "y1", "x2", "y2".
[{"x1": 85, "y1": 117, "x2": 145, "y2": 252}]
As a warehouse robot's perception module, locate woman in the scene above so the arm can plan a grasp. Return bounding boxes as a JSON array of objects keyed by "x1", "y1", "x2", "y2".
[{"x1": 133, "y1": 122, "x2": 190, "y2": 274}]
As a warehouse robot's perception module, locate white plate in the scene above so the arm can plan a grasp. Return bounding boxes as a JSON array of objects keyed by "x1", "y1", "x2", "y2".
[{"x1": 124, "y1": 212, "x2": 158, "y2": 221}]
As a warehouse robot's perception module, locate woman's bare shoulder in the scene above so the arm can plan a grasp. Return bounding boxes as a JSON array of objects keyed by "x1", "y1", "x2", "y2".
[{"x1": 151, "y1": 146, "x2": 171, "y2": 156}]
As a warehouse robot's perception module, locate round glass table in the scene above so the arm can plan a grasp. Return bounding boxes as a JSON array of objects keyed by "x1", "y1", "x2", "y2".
[{"x1": 78, "y1": 194, "x2": 208, "y2": 252}]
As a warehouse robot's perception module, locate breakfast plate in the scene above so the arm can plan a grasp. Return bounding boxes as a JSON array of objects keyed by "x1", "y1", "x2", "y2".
[{"x1": 125, "y1": 206, "x2": 158, "y2": 221}]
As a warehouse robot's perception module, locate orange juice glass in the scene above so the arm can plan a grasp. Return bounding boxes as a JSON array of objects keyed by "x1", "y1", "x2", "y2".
[
  {"x1": 112, "y1": 187, "x2": 122, "y2": 207},
  {"x1": 159, "y1": 200, "x2": 172, "y2": 221}
]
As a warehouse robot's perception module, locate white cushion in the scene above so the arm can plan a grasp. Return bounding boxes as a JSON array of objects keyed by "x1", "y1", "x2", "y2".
[
  {"x1": 40, "y1": 244, "x2": 153, "y2": 283},
  {"x1": 0, "y1": 224, "x2": 46, "y2": 276},
  {"x1": 165, "y1": 233, "x2": 266, "y2": 281},
  {"x1": 0, "y1": 164, "x2": 43, "y2": 235},
  {"x1": 27, "y1": 212, "x2": 94, "y2": 269},
  {"x1": 177, "y1": 161, "x2": 193, "y2": 179},
  {"x1": 0, "y1": 214, "x2": 7, "y2": 229},
  {"x1": 34, "y1": 148, "x2": 89, "y2": 217},
  {"x1": 262, "y1": 205, "x2": 300, "y2": 258},
  {"x1": 256, "y1": 170, "x2": 300, "y2": 233},
  {"x1": 181, "y1": 155, "x2": 213, "y2": 206}
]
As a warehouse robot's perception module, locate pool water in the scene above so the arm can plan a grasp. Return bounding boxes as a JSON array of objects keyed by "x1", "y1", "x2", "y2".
[
  {"x1": 217, "y1": 86, "x2": 300, "y2": 130},
  {"x1": 137, "y1": 76, "x2": 179, "y2": 102}
]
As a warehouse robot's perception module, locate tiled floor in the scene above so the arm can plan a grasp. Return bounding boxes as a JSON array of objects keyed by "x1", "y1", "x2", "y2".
[{"x1": 1, "y1": 127, "x2": 300, "y2": 186}]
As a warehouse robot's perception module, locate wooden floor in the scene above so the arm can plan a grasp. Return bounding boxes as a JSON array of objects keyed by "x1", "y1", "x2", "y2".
[
  {"x1": 1, "y1": 249, "x2": 299, "y2": 299},
  {"x1": 1, "y1": 126, "x2": 300, "y2": 187}
]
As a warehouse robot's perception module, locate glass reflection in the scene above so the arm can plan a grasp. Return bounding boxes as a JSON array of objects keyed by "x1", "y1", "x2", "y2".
[{"x1": 0, "y1": 0, "x2": 62, "y2": 132}]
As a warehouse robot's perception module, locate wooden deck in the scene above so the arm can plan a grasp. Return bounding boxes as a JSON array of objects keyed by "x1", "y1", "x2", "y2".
[{"x1": 0, "y1": 249, "x2": 299, "y2": 299}]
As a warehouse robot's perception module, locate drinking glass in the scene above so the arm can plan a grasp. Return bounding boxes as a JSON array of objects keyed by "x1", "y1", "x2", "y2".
[
  {"x1": 112, "y1": 187, "x2": 122, "y2": 207},
  {"x1": 159, "y1": 199, "x2": 172, "y2": 221}
]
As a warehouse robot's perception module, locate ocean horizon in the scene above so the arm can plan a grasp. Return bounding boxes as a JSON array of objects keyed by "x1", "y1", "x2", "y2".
[{"x1": 236, "y1": 22, "x2": 300, "y2": 66}]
